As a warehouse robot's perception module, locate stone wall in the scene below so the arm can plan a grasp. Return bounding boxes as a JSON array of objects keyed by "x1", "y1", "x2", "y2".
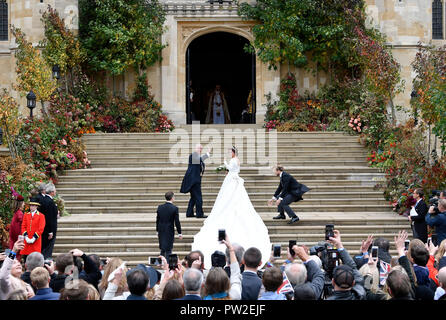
[
  {"x1": 1, "y1": 0, "x2": 445, "y2": 125},
  {"x1": 0, "y1": 0, "x2": 78, "y2": 116}
]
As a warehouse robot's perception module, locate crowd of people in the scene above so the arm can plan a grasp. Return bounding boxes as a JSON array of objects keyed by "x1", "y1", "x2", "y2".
[
  {"x1": 1, "y1": 184, "x2": 446, "y2": 301},
  {"x1": 1, "y1": 228, "x2": 446, "y2": 301}
]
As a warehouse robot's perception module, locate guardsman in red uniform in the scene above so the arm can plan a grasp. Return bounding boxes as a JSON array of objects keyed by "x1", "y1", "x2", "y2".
[{"x1": 20, "y1": 198, "x2": 46, "y2": 257}]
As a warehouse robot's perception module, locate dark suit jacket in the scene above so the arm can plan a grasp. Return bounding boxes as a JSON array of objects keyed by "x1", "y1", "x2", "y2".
[
  {"x1": 412, "y1": 199, "x2": 428, "y2": 242},
  {"x1": 241, "y1": 271, "x2": 262, "y2": 300},
  {"x1": 156, "y1": 202, "x2": 182, "y2": 251},
  {"x1": 176, "y1": 294, "x2": 202, "y2": 300},
  {"x1": 274, "y1": 171, "x2": 310, "y2": 200},
  {"x1": 42, "y1": 195, "x2": 58, "y2": 245},
  {"x1": 180, "y1": 152, "x2": 209, "y2": 193},
  {"x1": 293, "y1": 260, "x2": 325, "y2": 299}
]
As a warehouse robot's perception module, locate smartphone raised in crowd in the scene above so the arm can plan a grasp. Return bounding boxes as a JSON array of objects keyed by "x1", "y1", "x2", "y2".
[
  {"x1": 218, "y1": 229, "x2": 226, "y2": 242},
  {"x1": 273, "y1": 244, "x2": 281, "y2": 258},
  {"x1": 404, "y1": 239, "x2": 410, "y2": 251},
  {"x1": 168, "y1": 254, "x2": 178, "y2": 270},
  {"x1": 289, "y1": 240, "x2": 297, "y2": 256},
  {"x1": 149, "y1": 257, "x2": 162, "y2": 266},
  {"x1": 371, "y1": 246, "x2": 378, "y2": 259},
  {"x1": 325, "y1": 224, "x2": 335, "y2": 241}
]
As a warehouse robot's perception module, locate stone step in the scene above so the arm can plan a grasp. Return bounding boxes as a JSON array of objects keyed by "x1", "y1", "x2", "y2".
[
  {"x1": 64, "y1": 205, "x2": 392, "y2": 214},
  {"x1": 82, "y1": 147, "x2": 368, "y2": 154},
  {"x1": 84, "y1": 143, "x2": 363, "y2": 149},
  {"x1": 56, "y1": 185, "x2": 382, "y2": 195},
  {"x1": 51, "y1": 245, "x2": 405, "y2": 260},
  {"x1": 88, "y1": 160, "x2": 368, "y2": 167},
  {"x1": 59, "y1": 191, "x2": 385, "y2": 201},
  {"x1": 87, "y1": 154, "x2": 368, "y2": 161},
  {"x1": 58, "y1": 172, "x2": 382, "y2": 182},
  {"x1": 56, "y1": 224, "x2": 408, "y2": 236},
  {"x1": 64, "y1": 198, "x2": 389, "y2": 208},
  {"x1": 61, "y1": 167, "x2": 379, "y2": 176},
  {"x1": 56, "y1": 180, "x2": 381, "y2": 189},
  {"x1": 54, "y1": 232, "x2": 407, "y2": 245},
  {"x1": 84, "y1": 134, "x2": 361, "y2": 140},
  {"x1": 56, "y1": 214, "x2": 408, "y2": 227}
]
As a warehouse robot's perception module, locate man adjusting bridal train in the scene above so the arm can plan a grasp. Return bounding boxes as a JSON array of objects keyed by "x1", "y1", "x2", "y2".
[
  {"x1": 180, "y1": 144, "x2": 211, "y2": 218},
  {"x1": 192, "y1": 146, "x2": 271, "y2": 269},
  {"x1": 268, "y1": 165, "x2": 310, "y2": 224}
]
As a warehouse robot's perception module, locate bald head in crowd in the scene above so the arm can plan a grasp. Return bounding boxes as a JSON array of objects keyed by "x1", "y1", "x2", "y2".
[
  {"x1": 285, "y1": 262, "x2": 307, "y2": 287},
  {"x1": 438, "y1": 267, "x2": 446, "y2": 290}
]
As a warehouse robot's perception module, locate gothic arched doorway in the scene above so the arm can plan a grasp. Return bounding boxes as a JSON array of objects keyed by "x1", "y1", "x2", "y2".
[{"x1": 186, "y1": 32, "x2": 256, "y2": 124}]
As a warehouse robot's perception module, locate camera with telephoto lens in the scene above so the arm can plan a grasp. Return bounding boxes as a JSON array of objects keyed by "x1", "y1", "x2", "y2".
[
  {"x1": 429, "y1": 190, "x2": 440, "y2": 214},
  {"x1": 211, "y1": 251, "x2": 226, "y2": 268}
]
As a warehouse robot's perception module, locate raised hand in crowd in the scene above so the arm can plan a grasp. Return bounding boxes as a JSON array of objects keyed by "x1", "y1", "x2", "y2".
[
  {"x1": 70, "y1": 249, "x2": 84, "y2": 257},
  {"x1": 112, "y1": 266, "x2": 124, "y2": 287},
  {"x1": 44, "y1": 260, "x2": 55, "y2": 276},
  {"x1": 13, "y1": 238, "x2": 25, "y2": 253},
  {"x1": 360, "y1": 235, "x2": 374, "y2": 256},
  {"x1": 328, "y1": 230, "x2": 344, "y2": 249},
  {"x1": 191, "y1": 255, "x2": 202, "y2": 270},
  {"x1": 394, "y1": 230, "x2": 408, "y2": 257},
  {"x1": 426, "y1": 240, "x2": 438, "y2": 257},
  {"x1": 292, "y1": 245, "x2": 310, "y2": 262}
]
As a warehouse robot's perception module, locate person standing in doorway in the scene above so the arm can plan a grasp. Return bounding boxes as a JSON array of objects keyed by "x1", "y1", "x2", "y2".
[{"x1": 206, "y1": 84, "x2": 231, "y2": 124}]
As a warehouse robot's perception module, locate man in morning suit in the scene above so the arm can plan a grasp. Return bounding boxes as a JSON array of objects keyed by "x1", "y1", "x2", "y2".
[
  {"x1": 180, "y1": 143, "x2": 211, "y2": 218},
  {"x1": 156, "y1": 191, "x2": 182, "y2": 259},
  {"x1": 268, "y1": 165, "x2": 309, "y2": 224},
  {"x1": 409, "y1": 188, "x2": 429, "y2": 243},
  {"x1": 41, "y1": 183, "x2": 58, "y2": 259}
]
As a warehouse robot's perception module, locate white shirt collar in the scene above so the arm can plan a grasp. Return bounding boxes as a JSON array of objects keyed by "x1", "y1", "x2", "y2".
[
  {"x1": 166, "y1": 201, "x2": 173, "y2": 204},
  {"x1": 280, "y1": 172, "x2": 283, "y2": 178}
]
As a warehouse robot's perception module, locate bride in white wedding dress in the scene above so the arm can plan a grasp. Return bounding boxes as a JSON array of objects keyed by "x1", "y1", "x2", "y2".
[{"x1": 191, "y1": 146, "x2": 272, "y2": 269}]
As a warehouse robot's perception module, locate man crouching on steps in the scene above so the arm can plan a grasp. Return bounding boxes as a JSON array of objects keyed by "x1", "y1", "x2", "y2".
[
  {"x1": 156, "y1": 191, "x2": 182, "y2": 259},
  {"x1": 268, "y1": 166, "x2": 309, "y2": 225}
]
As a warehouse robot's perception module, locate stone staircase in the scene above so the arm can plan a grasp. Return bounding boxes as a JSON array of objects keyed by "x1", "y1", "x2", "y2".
[{"x1": 53, "y1": 125, "x2": 411, "y2": 267}]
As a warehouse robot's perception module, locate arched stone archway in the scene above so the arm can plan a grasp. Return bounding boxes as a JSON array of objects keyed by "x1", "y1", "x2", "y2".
[
  {"x1": 185, "y1": 31, "x2": 255, "y2": 124},
  {"x1": 160, "y1": 20, "x2": 280, "y2": 125}
]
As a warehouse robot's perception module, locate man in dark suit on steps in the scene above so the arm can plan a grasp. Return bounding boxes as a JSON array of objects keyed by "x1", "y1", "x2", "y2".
[
  {"x1": 41, "y1": 183, "x2": 58, "y2": 259},
  {"x1": 268, "y1": 165, "x2": 309, "y2": 225},
  {"x1": 409, "y1": 188, "x2": 428, "y2": 243},
  {"x1": 180, "y1": 144, "x2": 211, "y2": 218},
  {"x1": 156, "y1": 191, "x2": 182, "y2": 258}
]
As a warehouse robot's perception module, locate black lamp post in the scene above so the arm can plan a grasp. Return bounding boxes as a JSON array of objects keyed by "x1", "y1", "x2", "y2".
[
  {"x1": 411, "y1": 90, "x2": 419, "y2": 126},
  {"x1": 52, "y1": 64, "x2": 61, "y2": 80},
  {"x1": 26, "y1": 90, "x2": 37, "y2": 119}
]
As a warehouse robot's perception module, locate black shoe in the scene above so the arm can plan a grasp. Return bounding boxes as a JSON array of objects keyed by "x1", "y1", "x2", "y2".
[
  {"x1": 186, "y1": 215, "x2": 195, "y2": 218},
  {"x1": 273, "y1": 215, "x2": 286, "y2": 220},
  {"x1": 288, "y1": 217, "x2": 300, "y2": 224},
  {"x1": 196, "y1": 215, "x2": 208, "y2": 219}
]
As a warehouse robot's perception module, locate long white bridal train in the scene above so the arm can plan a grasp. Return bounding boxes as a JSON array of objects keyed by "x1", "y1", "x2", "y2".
[{"x1": 191, "y1": 157, "x2": 272, "y2": 269}]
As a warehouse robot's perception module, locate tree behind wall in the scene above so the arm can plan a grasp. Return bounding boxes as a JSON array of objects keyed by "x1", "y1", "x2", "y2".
[
  {"x1": 79, "y1": 0, "x2": 166, "y2": 76},
  {"x1": 11, "y1": 27, "x2": 57, "y2": 117}
]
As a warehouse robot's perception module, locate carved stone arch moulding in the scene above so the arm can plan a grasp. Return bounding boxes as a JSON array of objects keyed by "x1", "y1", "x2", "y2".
[{"x1": 181, "y1": 24, "x2": 254, "y2": 53}]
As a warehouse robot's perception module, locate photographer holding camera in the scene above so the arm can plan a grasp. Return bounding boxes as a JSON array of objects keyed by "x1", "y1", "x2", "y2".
[
  {"x1": 325, "y1": 230, "x2": 366, "y2": 300},
  {"x1": 286, "y1": 244, "x2": 325, "y2": 300},
  {"x1": 426, "y1": 198, "x2": 446, "y2": 246}
]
